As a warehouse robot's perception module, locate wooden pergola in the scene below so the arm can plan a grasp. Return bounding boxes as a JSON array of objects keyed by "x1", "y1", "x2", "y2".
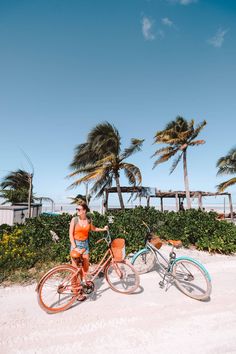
[{"x1": 103, "y1": 186, "x2": 234, "y2": 221}]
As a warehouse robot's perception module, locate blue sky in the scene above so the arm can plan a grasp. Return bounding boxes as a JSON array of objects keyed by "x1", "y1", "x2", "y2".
[{"x1": 0, "y1": 0, "x2": 235, "y2": 207}]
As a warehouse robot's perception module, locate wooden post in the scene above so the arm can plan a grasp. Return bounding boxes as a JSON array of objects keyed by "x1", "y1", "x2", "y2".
[
  {"x1": 160, "y1": 197, "x2": 163, "y2": 212},
  {"x1": 175, "y1": 193, "x2": 179, "y2": 211},
  {"x1": 228, "y1": 193, "x2": 234, "y2": 221},
  {"x1": 104, "y1": 189, "x2": 108, "y2": 213},
  {"x1": 198, "y1": 192, "x2": 203, "y2": 210},
  {"x1": 147, "y1": 196, "x2": 150, "y2": 208},
  {"x1": 28, "y1": 173, "x2": 33, "y2": 218}
]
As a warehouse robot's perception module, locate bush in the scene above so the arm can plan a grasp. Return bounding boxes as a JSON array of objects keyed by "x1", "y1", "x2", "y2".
[
  {"x1": 0, "y1": 208, "x2": 235, "y2": 283},
  {"x1": 0, "y1": 227, "x2": 37, "y2": 282}
]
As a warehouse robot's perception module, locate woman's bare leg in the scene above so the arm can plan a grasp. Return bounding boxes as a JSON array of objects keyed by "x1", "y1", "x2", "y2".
[{"x1": 82, "y1": 254, "x2": 89, "y2": 281}]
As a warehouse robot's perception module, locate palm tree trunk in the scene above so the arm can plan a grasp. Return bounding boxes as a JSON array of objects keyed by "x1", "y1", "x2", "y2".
[
  {"x1": 114, "y1": 174, "x2": 125, "y2": 209},
  {"x1": 183, "y1": 150, "x2": 191, "y2": 209}
]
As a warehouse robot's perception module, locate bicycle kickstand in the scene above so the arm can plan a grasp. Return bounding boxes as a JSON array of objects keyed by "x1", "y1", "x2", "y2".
[{"x1": 159, "y1": 272, "x2": 172, "y2": 292}]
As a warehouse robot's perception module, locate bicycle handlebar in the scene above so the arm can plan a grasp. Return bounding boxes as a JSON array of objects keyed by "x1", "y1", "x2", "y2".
[{"x1": 95, "y1": 229, "x2": 111, "y2": 245}]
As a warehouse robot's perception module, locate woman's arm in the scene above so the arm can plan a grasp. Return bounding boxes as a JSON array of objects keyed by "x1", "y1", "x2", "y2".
[
  {"x1": 69, "y1": 218, "x2": 76, "y2": 249},
  {"x1": 92, "y1": 224, "x2": 108, "y2": 232}
]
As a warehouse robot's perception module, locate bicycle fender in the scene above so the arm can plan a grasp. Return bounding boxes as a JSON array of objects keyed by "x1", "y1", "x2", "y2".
[
  {"x1": 171, "y1": 256, "x2": 211, "y2": 281},
  {"x1": 131, "y1": 248, "x2": 149, "y2": 265}
]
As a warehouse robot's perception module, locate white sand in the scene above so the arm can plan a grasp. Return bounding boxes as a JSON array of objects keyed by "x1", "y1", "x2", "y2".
[{"x1": 0, "y1": 246, "x2": 236, "y2": 354}]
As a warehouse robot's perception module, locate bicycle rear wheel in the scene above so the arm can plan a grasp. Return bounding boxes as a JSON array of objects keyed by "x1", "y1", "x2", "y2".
[
  {"x1": 37, "y1": 265, "x2": 79, "y2": 313},
  {"x1": 131, "y1": 249, "x2": 155, "y2": 274},
  {"x1": 172, "y1": 258, "x2": 212, "y2": 301},
  {"x1": 105, "y1": 260, "x2": 140, "y2": 294}
]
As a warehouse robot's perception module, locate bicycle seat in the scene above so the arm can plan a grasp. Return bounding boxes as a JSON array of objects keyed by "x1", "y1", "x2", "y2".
[
  {"x1": 167, "y1": 240, "x2": 182, "y2": 248},
  {"x1": 70, "y1": 248, "x2": 86, "y2": 259}
]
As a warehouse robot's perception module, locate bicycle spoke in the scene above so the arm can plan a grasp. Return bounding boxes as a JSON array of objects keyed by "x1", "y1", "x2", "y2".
[
  {"x1": 38, "y1": 266, "x2": 79, "y2": 313},
  {"x1": 173, "y1": 259, "x2": 211, "y2": 300}
]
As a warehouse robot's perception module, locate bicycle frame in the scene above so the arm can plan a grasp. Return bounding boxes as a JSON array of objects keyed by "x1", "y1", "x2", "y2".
[
  {"x1": 87, "y1": 248, "x2": 113, "y2": 282},
  {"x1": 133, "y1": 240, "x2": 211, "y2": 289},
  {"x1": 73, "y1": 230, "x2": 123, "y2": 284}
]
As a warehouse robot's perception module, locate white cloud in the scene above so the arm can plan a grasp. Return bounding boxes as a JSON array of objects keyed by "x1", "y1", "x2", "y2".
[
  {"x1": 162, "y1": 18, "x2": 173, "y2": 27},
  {"x1": 179, "y1": 0, "x2": 197, "y2": 4},
  {"x1": 157, "y1": 29, "x2": 165, "y2": 39},
  {"x1": 167, "y1": 0, "x2": 197, "y2": 5},
  {"x1": 207, "y1": 28, "x2": 228, "y2": 48},
  {"x1": 141, "y1": 16, "x2": 155, "y2": 41}
]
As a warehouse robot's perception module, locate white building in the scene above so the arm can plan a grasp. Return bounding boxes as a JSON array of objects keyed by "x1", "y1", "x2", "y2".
[{"x1": 0, "y1": 203, "x2": 42, "y2": 226}]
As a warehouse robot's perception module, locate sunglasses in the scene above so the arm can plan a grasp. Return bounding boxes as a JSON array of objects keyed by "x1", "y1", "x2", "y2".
[{"x1": 76, "y1": 207, "x2": 84, "y2": 211}]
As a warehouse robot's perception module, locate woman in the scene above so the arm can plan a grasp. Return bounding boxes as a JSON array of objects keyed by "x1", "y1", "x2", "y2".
[{"x1": 69, "y1": 200, "x2": 108, "y2": 285}]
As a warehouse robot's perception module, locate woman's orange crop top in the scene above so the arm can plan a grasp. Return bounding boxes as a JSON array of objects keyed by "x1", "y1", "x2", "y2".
[{"x1": 73, "y1": 222, "x2": 96, "y2": 241}]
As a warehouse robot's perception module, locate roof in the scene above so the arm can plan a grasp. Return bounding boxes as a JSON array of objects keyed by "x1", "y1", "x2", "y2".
[
  {"x1": 0, "y1": 205, "x2": 28, "y2": 211},
  {"x1": 104, "y1": 186, "x2": 230, "y2": 198}
]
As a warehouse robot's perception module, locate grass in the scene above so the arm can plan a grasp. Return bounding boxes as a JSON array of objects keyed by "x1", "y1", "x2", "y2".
[{"x1": 0, "y1": 260, "x2": 62, "y2": 287}]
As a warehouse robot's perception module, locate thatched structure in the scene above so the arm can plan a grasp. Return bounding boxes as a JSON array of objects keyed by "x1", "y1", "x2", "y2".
[{"x1": 103, "y1": 186, "x2": 234, "y2": 220}]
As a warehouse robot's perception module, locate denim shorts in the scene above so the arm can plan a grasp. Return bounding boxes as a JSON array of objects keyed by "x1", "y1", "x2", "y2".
[{"x1": 71, "y1": 239, "x2": 89, "y2": 255}]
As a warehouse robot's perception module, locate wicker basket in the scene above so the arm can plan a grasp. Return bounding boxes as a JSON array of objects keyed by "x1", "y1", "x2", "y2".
[
  {"x1": 150, "y1": 236, "x2": 162, "y2": 249},
  {"x1": 111, "y1": 238, "x2": 126, "y2": 261}
]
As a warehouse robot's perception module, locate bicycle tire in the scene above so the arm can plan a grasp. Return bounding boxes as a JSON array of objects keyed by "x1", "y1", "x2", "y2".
[
  {"x1": 172, "y1": 258, "x2": 212, "y2": 301},
  {"x1": 105, "y1": 260, "x2": 140, "y2": 294},
  {"x1": 37, "y1": 264, "x2": 80, "y2": 313},
  {"x1": 131, "y1": 249, "x2": 155, "y2": 274}
]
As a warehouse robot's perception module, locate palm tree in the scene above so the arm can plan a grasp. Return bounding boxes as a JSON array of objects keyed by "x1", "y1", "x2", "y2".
[
  {"x1": 216, "y1": 147, "x2": 236, "y2": 192},
  {"x1": 68, "y1": 193, "x2": 91, "y2": 205},
  {"x1": 152, "y1": 116, "x2": 207, "y2": 209},
  {"x1": 68, "y1": 122, "x2": 144, "y2": 209},
  {"x1": 0, "y1": 169, "x2": 33, "y2": 205}
]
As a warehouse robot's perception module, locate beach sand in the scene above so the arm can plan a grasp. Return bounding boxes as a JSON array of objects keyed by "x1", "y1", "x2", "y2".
[{"x1": 0, "y1": 246, "x2": 236, "y2": 354}]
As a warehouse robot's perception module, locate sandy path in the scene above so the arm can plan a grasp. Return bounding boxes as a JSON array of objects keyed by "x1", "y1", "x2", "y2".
[{"x1": 0, "y1": 246, "x2": 236, "y2": 354}]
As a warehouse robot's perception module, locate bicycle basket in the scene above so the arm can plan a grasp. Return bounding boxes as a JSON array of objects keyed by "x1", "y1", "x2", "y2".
[
  {"x1": 150, "y1": 236, "x2": 162, "y2": 249},
  {"x1": 111, "y1": 238, "x2": 126, "y2": 261}
]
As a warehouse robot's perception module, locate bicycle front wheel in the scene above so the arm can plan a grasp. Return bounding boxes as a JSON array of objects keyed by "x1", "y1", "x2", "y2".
[
  {"x1": 172, "y1": 258, "x2": 212, "y2": 301},
  {"x1": 37, "y1": 265, "x2": 79, "y2": 313},
  {"x1": 105, "y1": 260, "x2": 140, "y2": 294},
  {"x1": 131, "y1": 249, "x2": 155, "y2": 274}
]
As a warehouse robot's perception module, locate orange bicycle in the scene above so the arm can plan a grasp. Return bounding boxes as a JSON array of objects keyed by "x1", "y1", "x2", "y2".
[{"x1": 36, "y1": 230, "x2": 140, "y2": 313}]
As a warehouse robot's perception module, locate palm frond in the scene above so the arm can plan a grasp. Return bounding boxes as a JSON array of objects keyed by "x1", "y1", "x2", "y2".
[
  {"x1": 68, "y1": 167, "x2": 107, "y2": 189},
  {"x1": 151, "y1": 146, "x2": 175, "y2": 158},
  {"x1": 153, "y1": 150, "x2": 177, "y2": 169},
  {"x1": 216, "y1": 177, "x2": 236, "y2": 192},
  {"x1": 88, "y1": 121, "x2": 121, "y2": 156},
  {"x1": 120, "y1": 138, "x2": 144, "y2": 160},
  {"x1": 69, "y1": 143, "x2": 96, "y2": 170},
  {"x1": 189, "y1": 139, "x2": 206, "y2": 146},
  {"x1": 91, "y1": 173, "x2": 113, "y2": 198},
  {"x1": 122, "y1": 163, "x2": 142, "y2": 185},
  {"x1": 216, "y1": 146, "x2": 236, "y2": 176},
  {"x1": 170, "y1": 152, "x2": 183, "y2": 174},
  {"x1": 0, "y1": 169, "x2": 30, "y2": 190},
  {"x1": 188, "y1": 120, "x2": 207, "y2": 142}
]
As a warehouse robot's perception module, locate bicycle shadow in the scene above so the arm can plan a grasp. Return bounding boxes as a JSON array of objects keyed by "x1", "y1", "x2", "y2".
[
  {"x1": 149, "y1": 263, "x2": 211, "y2": 302},
  {"x1": 87, "y1": 274, "x2": 144, "y2": 301}
]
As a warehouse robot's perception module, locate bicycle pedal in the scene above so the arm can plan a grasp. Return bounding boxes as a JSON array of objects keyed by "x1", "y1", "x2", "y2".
[
  {"x1": 159, "y1": 281, "x2": 165, "y2": 288},
  {"x1": 83, "y1": 281, "x2": 95, "y2": 294}
]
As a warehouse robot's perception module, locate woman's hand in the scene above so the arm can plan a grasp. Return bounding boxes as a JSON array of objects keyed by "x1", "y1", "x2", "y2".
[{"x1": 103, "y1": 225, "x2": 108, "y2": 231}]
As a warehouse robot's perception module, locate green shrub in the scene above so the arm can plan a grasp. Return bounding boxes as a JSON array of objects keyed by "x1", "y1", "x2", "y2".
[
  {"x1": 0, "y1": 227, "x2": 37, "y2": 282},
  {"x1": 1, "y1": 207, "x2": 236, "y2": 283}
]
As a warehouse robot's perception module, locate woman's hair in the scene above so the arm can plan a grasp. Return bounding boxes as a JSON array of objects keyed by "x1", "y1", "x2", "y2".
[{"x1": 77, "y1": 200, "x2": 90, "y2": 213}]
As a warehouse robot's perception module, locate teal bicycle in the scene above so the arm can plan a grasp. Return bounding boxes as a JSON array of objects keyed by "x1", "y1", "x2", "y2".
[{"x1": 131, "y1": 223, "x2": 212, "y2": 301}]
